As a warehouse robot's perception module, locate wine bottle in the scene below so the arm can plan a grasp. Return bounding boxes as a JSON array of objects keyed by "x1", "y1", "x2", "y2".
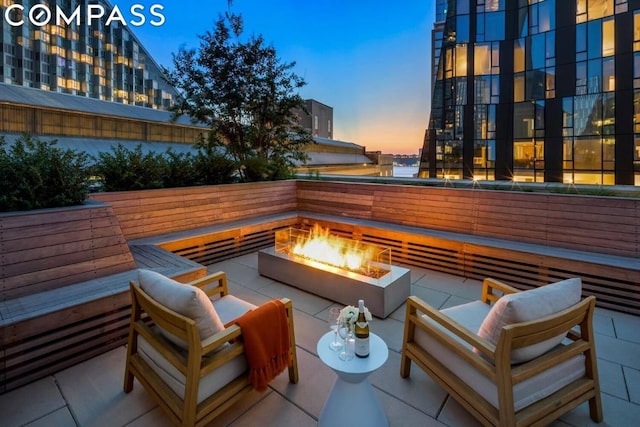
[{"x1": 354, "y1": 299, "x2": 370, "y2": 358}]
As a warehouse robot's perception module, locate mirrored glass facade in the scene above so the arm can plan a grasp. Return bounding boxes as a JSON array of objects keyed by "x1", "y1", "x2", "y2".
[{"x1": 420, "y1": 0, "x2": 639, "y2": 185}]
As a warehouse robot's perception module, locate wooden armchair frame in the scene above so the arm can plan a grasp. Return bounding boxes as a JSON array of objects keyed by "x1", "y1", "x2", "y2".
[
  {"x1": 124, "y1": 271, "x2": 299, "y2": 427},
  {"x1": 400, "y1": 278, "x2": 602, "y2": 426}
]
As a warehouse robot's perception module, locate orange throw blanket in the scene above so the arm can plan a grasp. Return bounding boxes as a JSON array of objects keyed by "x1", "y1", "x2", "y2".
[{"x1": 233, "y1": 300, "x2": 291, "y2": 392}]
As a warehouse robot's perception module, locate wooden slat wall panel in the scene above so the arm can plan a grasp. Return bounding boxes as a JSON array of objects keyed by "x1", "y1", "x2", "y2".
[
  {"x1": 0, "y1": 204, "x2": 135, "y2": 301},
  {"x1": 91, "y1": 181, "x2": 298, "y2": 240},
  {"x1": 296, "y1": 180, "x2": 640, "y2": 259},
  {"x1": 297, "y1": 215, "x2": 640, "y2": 316}
]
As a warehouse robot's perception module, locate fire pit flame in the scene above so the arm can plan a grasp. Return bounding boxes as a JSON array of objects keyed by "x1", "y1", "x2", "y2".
[{"x1": 277, "y1": 224, "x2": 390, "y2": 279}]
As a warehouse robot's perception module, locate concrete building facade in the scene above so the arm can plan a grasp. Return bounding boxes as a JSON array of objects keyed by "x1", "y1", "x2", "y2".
[
  {"x1": 0, "y1": 0, "x2": 176, "y2": 109},
  {"x1": 296, "y1": 99, "x2": 333, "y2": 139}
]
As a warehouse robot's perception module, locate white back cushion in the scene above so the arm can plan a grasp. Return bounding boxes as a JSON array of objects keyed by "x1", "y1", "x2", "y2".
[
  {"x1": 138, "y1": 269, "x2": 225, "y2": 348},
  {"x1": 477, "y1": 278, "x2": 582, "y2": 363}
]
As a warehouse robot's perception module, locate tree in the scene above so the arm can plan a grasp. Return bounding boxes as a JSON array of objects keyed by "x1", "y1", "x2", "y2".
[{"x1": 164, "y1": 9, "x2": 313, "y2": 181}]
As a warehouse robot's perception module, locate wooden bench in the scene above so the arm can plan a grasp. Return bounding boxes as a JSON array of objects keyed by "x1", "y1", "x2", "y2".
[
  {"x1": 295, "y1": 180, "x2": 640, "y2": 316},
  {"x1": 92, "y1": 180, "x2": 639, "y2": 316},
  {"x1": 90, "y1": 180, "x2": 298, "y2": 241},
  {"x1": 0, "y1": 201, "x2": 206, "y2": 393},
  {"x1": 295, "y1": 212, "x2": 640, "y2": 316},
  {"x1": 4, "y1": 179, "x2": 632, "y2": 395}
]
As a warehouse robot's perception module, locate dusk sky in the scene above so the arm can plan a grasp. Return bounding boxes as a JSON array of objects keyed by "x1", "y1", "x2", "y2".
[{"x1": 119, "y1": 0, "x2": 434, "y2": 155}]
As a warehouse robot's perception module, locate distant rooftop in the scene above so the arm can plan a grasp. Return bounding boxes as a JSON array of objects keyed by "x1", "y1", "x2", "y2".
[{"x1": 0, "y1": 83, "x2": 197, "y2": 126}]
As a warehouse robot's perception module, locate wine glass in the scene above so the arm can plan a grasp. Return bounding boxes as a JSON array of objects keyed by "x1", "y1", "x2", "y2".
[
  {"x1": 328, "y1": 307, "x2": 343, "y2": 351},
  {"x1": 338, "y1": 324, "x2": 354, "y2": 361}
]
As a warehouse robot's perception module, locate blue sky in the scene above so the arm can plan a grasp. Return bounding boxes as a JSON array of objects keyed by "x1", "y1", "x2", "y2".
[{"x1": 120, "y1": 1, "x2": 434, "y2": 155}]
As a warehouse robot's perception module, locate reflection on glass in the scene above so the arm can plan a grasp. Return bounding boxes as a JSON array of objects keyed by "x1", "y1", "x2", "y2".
[
  {"x1": 457, "y1": 15, "x2": 470, "y2": 42},
  {"x1": 485, "y1": 12, "x2": 505, "y2": 41},
  {"x1": 455, "y1": 45, "x2": 468, "y2": 77},
  {"x1": 475, "y1": 44, "x2": 491, "y2": 75},
  {"x1": 515, "y1": 39, "x2": 525, "y2": 72},
  {"x1": 574, "y1": 137, "x2": 603, "y2": 170},
  {"x1": 602, "y1": 18, "x2": 615, "y2": 57}
]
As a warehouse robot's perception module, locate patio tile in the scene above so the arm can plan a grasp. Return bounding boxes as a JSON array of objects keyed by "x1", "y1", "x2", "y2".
[
  {"x1": 230, "y1": 252, "x2": 259, "y2": 269},
  {"x1": 415, "y1": 271, "x2": 482, "y2": 301},
  {"x1": 623, "y1": 366, "x2": 640, "y2": 405},
  {"x1": 408, "y1": 284, "x2": 454, "y2": 310},
  {"x1": 208, "y1": 261, "x2": 277, "y2": 291},
  {"x1": 611, "y1": 312, "x2": 640, "y2": 345},
  {"x1": 437, "y1": 395, "x2": 482, "y2": 426},
  {"x1": 597, "y1": 359, "x2": 628, "y2": 400},
  {"x1": 559, "y1": 392, "x2": 638, "y2": 426},
  {"x1": 595, "y1": 333, "x2": 640, "y2": 370},
  {"x1": 375, "y1": 387, "x2": 447, "y2": 426},
  {"x1": 54, "y1": 346, "x2": 157, "y2": 427},
  {"x1": 124, "y1": 407, "x2": 172, "y2": 427},
  {"x1": 371, "y1": 350, "x2": 448, "y2": 419},
  {"x1": 258, "y1": 280, "x2": 333, "y2": 316},
  {"x1": 290, "y1": 309, "x2": 328, "y2": 355},
  {"x1": 593, "y1": 311, "x2": 616, "y2": 337},
  {"x1": 25, "y1": 407, "x2": 76, "y2": 427},
  {"x1": 203, "y1": 389, "x2": 270, "y2": 427},
  {"x1": 369, "y1": 315, "x2": 405, "y2": 353},
  {"x1": 225, "y1": 280, "x2": 273, "y2": 306},
  {"x1": 4, "y1": 253, "x2": 638, "y2": 427},
  {"x1": 229, "y1": 390, "x2": 316, "y2": 427},
  {"x1": 270, "y1": 345, "x2": 335, "y2": 420},
  {"x1": 0, "y1": 376, "x2": 66, "y2": 427},
  {"x1": 440, "y1": 294, "x2": 475, "y2": 310},
  {"x1": 398, "y1": 263, "x2": 428, "y2": 284}
]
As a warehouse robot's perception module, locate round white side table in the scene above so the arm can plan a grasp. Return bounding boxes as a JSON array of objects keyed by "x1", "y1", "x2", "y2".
[{"x1": 316, "y1": 331, "x2": 389, "y2": 427}]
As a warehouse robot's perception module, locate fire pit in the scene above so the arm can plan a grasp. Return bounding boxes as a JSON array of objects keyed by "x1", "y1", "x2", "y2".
[{"x1": 258, "y1": 225, "x2": 410, "y2": 318}]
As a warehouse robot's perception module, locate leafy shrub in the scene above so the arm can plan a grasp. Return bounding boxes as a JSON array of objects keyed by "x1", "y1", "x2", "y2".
[
  {"x1": 0, "y1": 135, "x2": 90, "y2": 212},
  {"x1": 192, "y1": 137, "x2": 237, "y2": 185},
  {"x1": 93, "y1": 144, "x2": 166, "y2": 191},
  {"x1": 164, "y1": 149, "x2": 199, "y2": 188},
  {"x1": 241, "y1": 155, "x2": 296, "y2": 182},
  {"x1": 92, "y1": 141, "x2": 238, "y2": 191}
]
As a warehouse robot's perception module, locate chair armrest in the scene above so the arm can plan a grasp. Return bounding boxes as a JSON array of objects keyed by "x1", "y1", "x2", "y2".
[
  {"x1": 481, "y1": 277, "x2": 519, "y2": 304},
  {"x1": 189, "y1": 271, "x2": 229, "y2": 298},
  {"x1": 201, "y1": 324, "x2": 243, "y2": 354},
  {"x1": 406, "y1": 296, "x2": 496, "y2": 378}
]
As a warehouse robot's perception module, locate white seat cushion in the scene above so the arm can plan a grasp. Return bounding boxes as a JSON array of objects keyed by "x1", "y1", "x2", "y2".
[
  {"x1": 212, "y1": 295, "x2": 256, "y2": 325},
  {"x1": 414, "y1": 301, "x2": 585, "y2": 411},
  {"x1": 138, "y1": 269, "x2": 225, "y2": 349},
  {"x1": 137, "y1": 334, "x2": 248, "y2": 405},
  {"x1": 477, "y1": 278, "x2": 582, "y2": 363},
  {"x1": 136, "y1": 296, "x2": 256, "y2": 405}
]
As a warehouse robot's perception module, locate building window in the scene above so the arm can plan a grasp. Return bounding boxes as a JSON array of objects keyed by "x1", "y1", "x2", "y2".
[
  {"x1": 634, "y1": 135, "x2": 640, "y2": 185},
  {"x1": 634, "y1": 90, "x2": 640, "y2": 134},
  {"x1": 577, "y1": 0, "x2": 614, "y2": 23},
  {"x1": 314, "y1": 115, "x2": 318, "y2": 130},
  {"x1": 473, "y1": 139, "x2": 496, "y2": 180},
  {"x1": 455, "y1": 45, "x2": 468, "y2": 77}
]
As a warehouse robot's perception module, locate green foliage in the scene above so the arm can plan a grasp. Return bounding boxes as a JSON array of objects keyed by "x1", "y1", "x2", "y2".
[
  {"x1": 91, "y1": 141, "x2": 237, "y2": 191},
  {"x1": 0, "y1": 135, "x2": 90, "y2": 212},
  {"x1": 164, "y1": 8, "x2": 314, "y2": 182},
  {"x1": 192, "y1": 135, "x2": 238, "y2": 185},
  {"x1": 163, "y1": 149, "x2": 199, "y2": 188},
  {"x1": 93, "y1": 144, "x2": 166, "y2": 191}
]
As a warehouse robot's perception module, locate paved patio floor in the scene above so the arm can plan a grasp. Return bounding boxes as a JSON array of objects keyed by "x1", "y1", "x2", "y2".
[{"x1": 1, "y1": 253, "x2": 639, "y2": 426}]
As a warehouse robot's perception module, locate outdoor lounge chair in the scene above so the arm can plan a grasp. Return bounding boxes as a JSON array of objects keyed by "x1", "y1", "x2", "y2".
[
  {"x1": 123, "y1": 269, "x2": 299, "y2": 427},
  {"x1": 400, "y1": 277, "x2": 602, "y2": 426}
]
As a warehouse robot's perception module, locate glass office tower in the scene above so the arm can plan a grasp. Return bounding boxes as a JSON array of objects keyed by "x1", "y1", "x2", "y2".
[
  {"x1": 0, "y1": 0, "x2": 176, "y2": 110},
  {"x1": 419, "y1": 0, "x2": 640, "y2": 186}
]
